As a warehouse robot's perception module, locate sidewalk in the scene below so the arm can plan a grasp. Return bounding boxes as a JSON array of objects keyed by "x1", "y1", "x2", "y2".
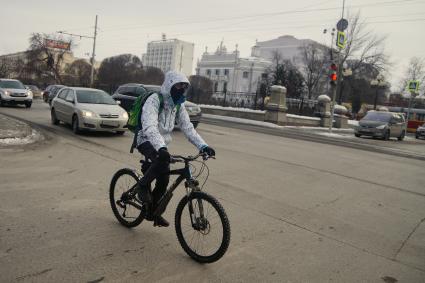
[
  {"x1": 0, "y1": 114, "x2": 41, "y2": 146},
  {"x1": 203, "y1": 113, "x2": 425, "y2": 160},
  {"x1": 203, "y1": 113, "x2": 355, "y2": 134}
]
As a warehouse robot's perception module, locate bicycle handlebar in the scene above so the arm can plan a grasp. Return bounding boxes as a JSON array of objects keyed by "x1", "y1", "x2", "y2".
[{"x1": 170, "y1": 152, "x2": 215, "y2": 163}]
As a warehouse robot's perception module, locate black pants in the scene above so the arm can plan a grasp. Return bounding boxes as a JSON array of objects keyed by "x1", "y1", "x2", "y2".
[{"x1": 137, "y1": 142, "x2": 170, "y2": 206}]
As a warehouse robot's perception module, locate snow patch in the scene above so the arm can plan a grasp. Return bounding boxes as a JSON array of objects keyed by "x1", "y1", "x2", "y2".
[{"x1": 0, "y1": 130, "x2": 43, "y2": 145}]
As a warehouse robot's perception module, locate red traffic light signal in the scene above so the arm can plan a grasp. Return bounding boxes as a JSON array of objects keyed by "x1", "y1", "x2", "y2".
[{"x1": 329, "y1": 63, "x2": 337, "y2": 84}]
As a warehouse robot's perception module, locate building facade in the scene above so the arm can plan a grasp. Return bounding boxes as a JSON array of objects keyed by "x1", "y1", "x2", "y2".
[
  {"x1": 196, "y1": 42, "x2": 271, "y2": 105},
  {"x1": 142, "y1": 38, "x2": 194, "y2": 77},
  {"x1": 250, "y1": 35, "x2": 315, "y2": 62}
]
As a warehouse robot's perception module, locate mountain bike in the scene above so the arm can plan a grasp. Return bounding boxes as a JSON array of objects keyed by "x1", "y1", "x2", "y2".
[{"x1": 109, "y1": 153, "x2": 230, "y2": 263}]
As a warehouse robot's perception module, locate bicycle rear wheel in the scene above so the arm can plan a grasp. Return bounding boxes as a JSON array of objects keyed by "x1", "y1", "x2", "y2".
[
  {"x1": 110, "y1": 168, "x2": 145, "y2": 228},
  {"x1": 175, "y1": 192, "x2": 230, "y2": 263}
]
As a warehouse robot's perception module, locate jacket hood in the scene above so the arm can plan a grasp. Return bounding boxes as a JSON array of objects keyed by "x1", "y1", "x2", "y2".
[{"x1": 160, "y1": 71, "x2": 190, "y2": 98}]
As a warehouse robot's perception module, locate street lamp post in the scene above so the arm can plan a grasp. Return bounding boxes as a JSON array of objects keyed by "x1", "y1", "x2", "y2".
[{"x1": 370, "y1": 74, "x2": 386, "y2": 110}]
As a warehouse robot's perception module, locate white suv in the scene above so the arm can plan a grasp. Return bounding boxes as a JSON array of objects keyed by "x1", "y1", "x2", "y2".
[{"x1": 0, "y1": 79, "x2": 33, "y2": 108}]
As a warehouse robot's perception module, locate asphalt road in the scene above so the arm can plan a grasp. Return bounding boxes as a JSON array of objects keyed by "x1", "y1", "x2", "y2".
[{"x1": 1, "y1": 100, "x2": 424, "y2": 282}]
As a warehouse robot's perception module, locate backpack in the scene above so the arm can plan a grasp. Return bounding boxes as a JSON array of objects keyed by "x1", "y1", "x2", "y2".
[{"x1": 128, "y1": 91, "x2": 181, "y2": 153}]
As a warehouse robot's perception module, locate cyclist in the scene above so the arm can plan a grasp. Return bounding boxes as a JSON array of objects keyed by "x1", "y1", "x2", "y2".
[{"x1": 136, "y1": 71, "x2": 215, "y2": 227}]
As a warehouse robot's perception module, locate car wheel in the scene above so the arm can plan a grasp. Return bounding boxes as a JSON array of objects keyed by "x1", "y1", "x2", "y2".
[
  {"x1": 354, "y1": 133, "x2": 361, "y2": 137},
  {"x1": 383, "y1": 130, "x2": 390, "y2": 140},
  {"x1": 398, "y1": 130, "x2": 405, "y2": 141},
  {"x1": 51, "y1": 109, "x2": 59, "y2": 125},
  {"x1": 72, "y1": 115, "x2": 81, "y2": 134},
  {"x1": 192, "y1": 121, "x2": 199, "y2": 128},
  {"x1": 416, "y1": 134, "x2": 419, "y2": 139},
  {"x1": 116, "y1": 131, "x2": 125, "y2": 135},
  {"x1": 0, "y1": 98, "x2": 4, "y2": 107},
  {"x1": 43, "y1": 94, "x2": 48, "y2": 102},
  {"x1": 25, "y1": 102, "x2": 32, "y2": 108}
]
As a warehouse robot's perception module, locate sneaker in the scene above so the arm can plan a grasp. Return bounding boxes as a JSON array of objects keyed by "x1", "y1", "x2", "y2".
[{"x1": 153, "y1": 216, "x2": 169, "y2": 227}]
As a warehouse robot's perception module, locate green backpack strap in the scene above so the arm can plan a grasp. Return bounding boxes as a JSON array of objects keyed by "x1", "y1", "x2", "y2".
[{"x1": 158, "y1": 93, "x2": 164, "y2": 113}]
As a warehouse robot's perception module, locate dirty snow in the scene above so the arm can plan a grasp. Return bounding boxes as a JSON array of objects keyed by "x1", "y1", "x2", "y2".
[{"x1": 0, "y1": 129, "x2": 43, "y2": 145}]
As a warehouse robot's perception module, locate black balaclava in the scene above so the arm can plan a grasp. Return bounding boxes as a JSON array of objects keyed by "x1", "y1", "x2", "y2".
[{"x1": 170, "y1": 85, "x2": 186, "y2": 105}]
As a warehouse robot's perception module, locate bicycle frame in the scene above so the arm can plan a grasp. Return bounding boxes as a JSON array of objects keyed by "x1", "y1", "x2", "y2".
[{"x1": 152, "y1": 159, "x2": 201, "y2": 218}]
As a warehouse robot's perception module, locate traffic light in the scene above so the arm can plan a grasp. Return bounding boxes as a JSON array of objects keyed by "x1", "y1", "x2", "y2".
[{"x1": 329, "y1": 63, "x2": 337, "y2": 85}]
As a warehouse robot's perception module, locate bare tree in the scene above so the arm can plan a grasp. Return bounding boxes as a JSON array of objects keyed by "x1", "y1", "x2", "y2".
[
  {"x1": 399, "y1": 57, "x2": 425, "y2": 93},
  {"x1": 0, "y1": 58, "x2": 12, "y2": 78},
  {"x1": 26, "y1": 33, "x2": 73, "y2": 84},
  {"x1": 340, "y1": 12, "x2": 389, "y2": 76},
  {"x1": 187, "y1": 75, "x2": 213, "y2": 104},
  {"x1": 64, "y1": 59, "x2": 92, "y2": 86},
  {"x1": 299, "y1": 43, "x2": 328, "y2": 99}
]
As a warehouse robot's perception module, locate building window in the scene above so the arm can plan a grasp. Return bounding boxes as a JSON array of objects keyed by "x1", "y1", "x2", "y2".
[
  {"x1": 215, "y1": 69, "x2": 220, "y2": 75},
  {"x1": 214, "y1": 82, "x2": 218, "y2": 92},
  {"x1": 243, "y1": 71, "x2": 249, "y2": 78},
  {"x1": 224, "y1": 69, "x2": 229, "y2": 76},
  {"x1": 261, "y1": 73, "x2": 268, "y2": 79},
  {"x1": 223, "y1": 82, "x2": 227, "y2": 93},
  {"x1": 206, "y1": 69, "x2": 211, "y2": 76}
]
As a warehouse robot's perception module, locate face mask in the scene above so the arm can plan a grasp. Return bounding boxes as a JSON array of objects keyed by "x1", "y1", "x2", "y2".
[{"x1": 170, "y1": 86, "x2": 186, "y2": 104}]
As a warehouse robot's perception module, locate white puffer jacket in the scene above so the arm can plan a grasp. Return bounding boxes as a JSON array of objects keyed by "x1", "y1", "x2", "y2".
[{"x1": 136, "y1": 71, "x2": 207, "y2": 151}]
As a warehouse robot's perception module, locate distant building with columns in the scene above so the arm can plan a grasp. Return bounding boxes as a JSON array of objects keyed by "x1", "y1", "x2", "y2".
[{"x1": 196, "y1": 42, "x2": 271, "y2": 101}]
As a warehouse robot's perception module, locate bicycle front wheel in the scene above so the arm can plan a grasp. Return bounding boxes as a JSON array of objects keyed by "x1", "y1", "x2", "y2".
[
  {"x1": 175, "y1": 192, "x2": 230, "y2": 263},
  {"x1": 110, "y1": 168, "x2": 145, "y2": 228}
]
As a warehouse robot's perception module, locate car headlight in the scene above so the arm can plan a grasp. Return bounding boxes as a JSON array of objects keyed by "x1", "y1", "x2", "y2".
[
  {"x1": 122, "y1": 112, "x2": 128, "y2": 119},
  {"x1": 376, "y1": 125, "x2": 386, "y2": 130},
  {"x1": 82, "y1": 110, "x2": 95, "y2": 118},
  {"x1": 3, "y1": 90, "x2": 10, "y2": 96},
  {"x1": 28, "y1": 91, "x2": 33, "y2": 97}
]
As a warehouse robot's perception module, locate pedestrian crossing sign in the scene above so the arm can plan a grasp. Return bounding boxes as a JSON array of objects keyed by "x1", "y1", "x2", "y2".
[
  {"x1": 336, "y1": 31, "x2": 346, "y2": 49},
  {"x1": 407, "y1": 80, "x2": 420, "y2": 92}
]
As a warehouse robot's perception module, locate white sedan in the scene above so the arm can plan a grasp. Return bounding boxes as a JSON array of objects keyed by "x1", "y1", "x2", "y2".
[{"x1": 51, "y1": 87, "x2": 128, "y2": 135}]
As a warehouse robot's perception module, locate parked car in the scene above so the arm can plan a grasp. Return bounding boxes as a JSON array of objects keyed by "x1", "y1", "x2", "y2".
[
  {"x1": 416, "y1": 123, "x2": 425, "y2": 139},
  {"x1": 354, "y1": 111, "x2": 406, "y2": 140},
  {"x1": 25, "y1": 85, "x2": 42, "y2": 98},
  {"x1": 0, "y1": 78, "x2": 33, "y2": 108},
  {"x1": 51, "y1": 87, "x2": 128, "y2": 135},
  {"x1": 111, "y1": 83, "x2": 202, "y2": 128},
  {"x1": 43, "y1": 84, "x2": 65, "y2": 105}
]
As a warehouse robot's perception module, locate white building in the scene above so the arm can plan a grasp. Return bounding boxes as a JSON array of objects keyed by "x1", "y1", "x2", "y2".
[
  {"x1": 196, "y1": 42, "x2": 271, "y2": 102},
  {"x1": 251, "y1": 35, "x2": 316, "y2": 62},
  {"x1": 142, "y1": 37, "x2": 194, "y2": 77}
]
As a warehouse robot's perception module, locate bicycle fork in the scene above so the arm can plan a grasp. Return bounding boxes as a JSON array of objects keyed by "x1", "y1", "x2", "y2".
[{"x1": 185, "y1": 180, "x2": 207, "y2": 231}]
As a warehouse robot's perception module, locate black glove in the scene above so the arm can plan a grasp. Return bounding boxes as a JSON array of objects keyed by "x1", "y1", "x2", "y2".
[
  {"x1": 200, "y1": 146, "x2": 215, "y2": 157},
  {"x1": 158, "y1": 147, "x2": 170, "y2": 162}
]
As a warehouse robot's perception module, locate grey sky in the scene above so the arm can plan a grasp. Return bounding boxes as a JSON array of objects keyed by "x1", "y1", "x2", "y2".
[{"x1": 1, "y1": 0, "x2": 425, "y2": 89}]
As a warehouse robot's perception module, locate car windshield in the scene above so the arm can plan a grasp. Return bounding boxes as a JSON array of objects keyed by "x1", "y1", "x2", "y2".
[
  {"x1": 76, "y1": 90, "x2": 116, "y2": 105},
  {"x1": 363, "y1": 112, "x2": 392, "y2": 122},
  {"x1": 0, "y1": 80, "x2": 26, "y2": 89}
]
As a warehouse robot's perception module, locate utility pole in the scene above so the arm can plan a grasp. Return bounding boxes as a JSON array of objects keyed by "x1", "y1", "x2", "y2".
[
  {"x1": 57, "y1": 15, "x2": 98, "y2": 87},
  {"x1": 90, "y1": 15, "x2": 98, "y2": 87}
]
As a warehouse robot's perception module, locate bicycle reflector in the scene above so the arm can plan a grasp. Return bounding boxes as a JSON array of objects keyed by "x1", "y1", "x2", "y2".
[{"x1": 329, "y1": 63, "x2": 337, "y2": 85}]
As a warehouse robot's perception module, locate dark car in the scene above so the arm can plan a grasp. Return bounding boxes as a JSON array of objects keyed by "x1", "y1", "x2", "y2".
[
  {"x1": 43, "y1": 85, "x2": 65, "y2": 105},
  {"x1": 354, "y1": 111, "x2": 406, "y2": 140},
  {"x1": 111, "y1": 83, "x2": 202, "y2": 128}
]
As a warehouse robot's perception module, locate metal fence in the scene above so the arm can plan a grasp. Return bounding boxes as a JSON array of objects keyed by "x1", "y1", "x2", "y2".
[{"x1": 193, "y1": 91, "x2": 318, "y2": 116}]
